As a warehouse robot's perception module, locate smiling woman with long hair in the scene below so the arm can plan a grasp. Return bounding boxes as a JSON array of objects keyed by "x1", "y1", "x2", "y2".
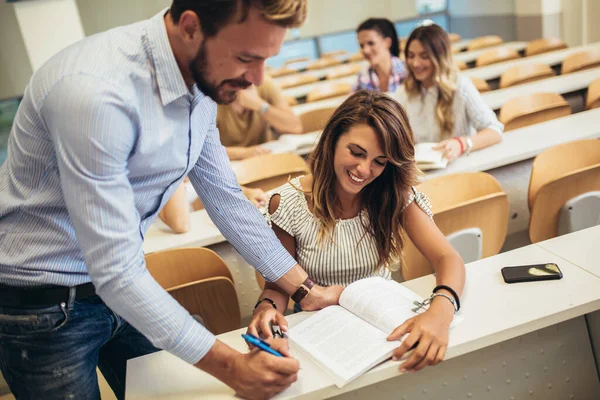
[
  {"x1": 248, "y1": 90, "x2": 466, "y2": 373},
  {"x1": 396, "y1": 22, "x2": 503, "y2": 162}
]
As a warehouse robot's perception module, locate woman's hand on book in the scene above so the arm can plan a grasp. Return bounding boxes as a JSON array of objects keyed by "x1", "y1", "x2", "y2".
[
  {"x1": 386, "y1": 302, "x2": 454, "y2": 372},
  {"x1": 299, "y1": 285, "x2": 344, "y2": 311},
  {"x1": 247, "y1": 303, "x2": 288, "y2": 340}
]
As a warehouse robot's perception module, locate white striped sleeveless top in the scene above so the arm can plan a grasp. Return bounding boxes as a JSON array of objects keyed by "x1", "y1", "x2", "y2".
[{"x1": 265, "y1": 177, "x2": 433, "y2": 287}]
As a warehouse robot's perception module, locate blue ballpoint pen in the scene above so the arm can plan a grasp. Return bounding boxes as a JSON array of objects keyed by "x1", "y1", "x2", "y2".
[{"x1": 241, "y1": 333, "x2": 284, "y2": 357}]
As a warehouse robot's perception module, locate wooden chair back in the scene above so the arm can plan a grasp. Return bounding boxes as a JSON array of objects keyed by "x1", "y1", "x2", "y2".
[
  {"x1": 321, "y1": 50, "x2": 347, "y2": 58},
  {"x1": 475, "y1": 47, "x2": 520, "y2": 67},
  {"x1": 467, "y1": 35, "x2": 504, "y2": 51},
  {"x1": 146, "y1": 248, "x2": 241, "y2": 335},
  {"x1": 586, "y1": 77, "x2": 600, "y2": 110},
  {"x1": 284, "y1": 57, "x2": 310, "y2": 66},
  {"x1": 499, "y1": 93, "x2": 571, "y2": 131},
  {"x1": 306, "y1": 57, "x2": 343, "y2": 71},
  {"x1": 348, "y1": 52, "x2": 365, "y2": 62},
  {"x1": 299, "y1": 107, "x2": 336, "y2": 134},
  {"x1": 455, "y1": 59, "x2": 468, "y2": 71},
  {"x1": 562, "y1": 48, "x2": 600, "y2": 74},
  {"x1": 525, "y1": 37, "x2": 568, "y2": 57},
  {"x1": 402, "y1": 172, "x2": 508, "y2": 280},
  {"x1": 306, "y1": 83, "x2": 352, "y2": 103},
  {"x1": 448, "y1": 33, "x2": 462, "y2": 43},
  {"x1": 277, "y1": 74, "x2": 319, "y2": 89},
  {"x1": 269, "y1": 67, "x2": 296, "y2": 78},
  {"x1": 528, "y1": 139, "x2": 600, "y2": 211},
  {"x1": 285, "y1": 96, "x2": 298, "y2": 107},
  {"x1": 499, "y1": 63, "x2": 556, "y2": 88},
  {"x1": 235, "y1": 153, "x2": 309, "y2": 192},
  {"x1": 528, "y1": 140, "x2": 600, "y2": 242},
  {"x1": 470, "y1": 77, "x2": 491, "y2": 93},
  {"x1": 325, "y1": 63, "x2": 363, "y2": 80}
]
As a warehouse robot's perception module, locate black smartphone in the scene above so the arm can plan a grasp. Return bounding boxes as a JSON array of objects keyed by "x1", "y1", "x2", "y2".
[{"x1": 501, "y1": 263, "x2": 563, "y2": 284}]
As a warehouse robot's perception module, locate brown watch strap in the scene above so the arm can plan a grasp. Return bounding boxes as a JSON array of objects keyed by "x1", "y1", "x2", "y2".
[{"x1": 291, "y1": 276, "x2": 315, "y2": 304}]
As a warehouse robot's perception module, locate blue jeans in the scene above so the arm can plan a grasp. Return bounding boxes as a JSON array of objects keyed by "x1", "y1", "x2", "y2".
[{"x1": 0, "y1": 295, "x2": 159, "y2": 400}]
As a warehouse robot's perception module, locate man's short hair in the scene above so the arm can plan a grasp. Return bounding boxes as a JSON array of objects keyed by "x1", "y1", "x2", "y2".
[{"x1": 170, "y1": 0, "x2": 307, "y2": 37}]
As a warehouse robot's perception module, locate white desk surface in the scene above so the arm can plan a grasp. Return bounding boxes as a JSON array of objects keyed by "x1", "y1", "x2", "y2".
[
  {"x1": 536, "y1": 225, "x2": 600, "y2": 279},
  {"x1": 453, "y1": 41, "x2": 527, "y2": 64},
  {"x1": 292, "y1": 94, "x2": 348, "y2": 115},
  {"x1": 142, "y1": 211, "x2": 224, "y2": 254},
  {"x1": 273, "y1": 61, "x2": 367, "y2": 84},
  {"x1": 463, "y1": 41, "x2": 600, "y2": 81},
  {"x1": 284, "y1": 53, "x2": 358, "y2": 73},
  {"x1": 482, "y1": 66, "x2": 600, "y2": 110},
  {"x1": 282, "y1": 75, "x2": 356, "y2": 99},
  {"x1": 426, "y1": 108, "x2": 600, "y2": 179},
  {"x1": 126, "y1": 242, "x2": 600, "y2": 400}
]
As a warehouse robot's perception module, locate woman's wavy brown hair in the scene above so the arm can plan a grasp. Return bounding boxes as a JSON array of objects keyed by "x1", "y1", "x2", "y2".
[
  {"x1": 404, "y1": 24, "x2": 458, "y2": 138},
  {"x1": 307, "y1": 90, "x2": 418, "y2": 271}
]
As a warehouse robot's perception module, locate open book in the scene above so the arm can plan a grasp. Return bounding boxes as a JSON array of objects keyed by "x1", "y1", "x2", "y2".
[
  {"x1": 287, "y1": 277, "x2": 450, "y2": 388},
  {"x1": 415, "y1": 142, "x2": 448, "y2": 171}
]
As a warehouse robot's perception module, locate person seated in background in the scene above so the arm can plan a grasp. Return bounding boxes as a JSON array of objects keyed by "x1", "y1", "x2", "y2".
[
  {"x1": 218, "y1": 75, "x2": 303, "y2": 160},
  {"x1": 353, "y1": 18, "x2": 407, "y2": 93},
  {"x1": 159, "y1": 177, "x2": 267, "y2": 233},
  {"x1": 248, "y1": 91, "x2": 466, "y2": 373},
  {"x1": 395, "y1": 22, "x2": 503, "y2": 162}
]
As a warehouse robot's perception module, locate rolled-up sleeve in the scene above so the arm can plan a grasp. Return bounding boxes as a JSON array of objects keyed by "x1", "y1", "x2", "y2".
[
  {"x1": 187, "y1": 105, "x2": 297, "y2": 282},
  {"x1": 460, "y1": 76, "x2": 504, "y2": 134},
  {"x1": 43, "y1": 75, "x2": 215, "y2": 364}
]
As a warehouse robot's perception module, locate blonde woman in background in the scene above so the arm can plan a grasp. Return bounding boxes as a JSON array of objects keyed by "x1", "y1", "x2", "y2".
[{"x1": 395, "y1": 23, "x2": 503, "y2": 162}]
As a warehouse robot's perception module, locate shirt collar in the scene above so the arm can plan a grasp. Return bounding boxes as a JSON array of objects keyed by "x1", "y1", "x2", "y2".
[{"x1": 145, "y1": 9, "x2": 191, "y2": 106}]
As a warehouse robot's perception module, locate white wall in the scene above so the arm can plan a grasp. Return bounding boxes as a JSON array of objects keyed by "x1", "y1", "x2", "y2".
[
  {"x1": 449, "y1": 0, "x2": 515, "y2": 16},
  {"x1": 76, "y1": 0, "x2": 170, "y2": 36},
  {"x1": 0, "y1": 3, "x2": 32, "y2": 99}
]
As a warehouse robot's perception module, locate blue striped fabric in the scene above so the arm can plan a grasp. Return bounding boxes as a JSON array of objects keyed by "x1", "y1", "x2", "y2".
[{"x1": 0, "y1": 10, "x2": 297, "y2": 364}]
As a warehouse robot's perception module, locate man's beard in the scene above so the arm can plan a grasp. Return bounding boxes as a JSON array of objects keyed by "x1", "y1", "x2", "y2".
[{"x1": 190, "y1": 43, "x2": 251, "y2": 104}]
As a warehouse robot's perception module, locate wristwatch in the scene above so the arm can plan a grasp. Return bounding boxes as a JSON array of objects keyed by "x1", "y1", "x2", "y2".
[
  {"x1": 259, "y1": 102, "x2": 271, "y2": 115},
  {"x1": 291, "y1": 276, "x2": 315, "y2": 304},
  {"x1": 464, "y1": 137, "x2": 473, "y2": 156}
]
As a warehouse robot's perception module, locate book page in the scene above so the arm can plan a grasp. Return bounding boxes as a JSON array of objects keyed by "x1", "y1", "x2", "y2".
[
  {"x1": 278, "y1": 131, "x2": 321, "y2": 150},
  {"x1": 339, "y1": 277, "x2": 424, "y2": 334},
  {"x1": 287, "y1": 305, "x2": 398, "y2": 387},
  {"x1": 415, "y1": 143, "x2": 447, "y2": 170}
]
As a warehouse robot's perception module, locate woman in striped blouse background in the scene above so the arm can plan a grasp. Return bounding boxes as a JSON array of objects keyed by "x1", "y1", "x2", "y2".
[
  {"x1": 395, "y1": 22, "x2": 503, "y2": 161},
  {"x1": 248, "y1": 91, "x2": 466, "y2": 372}
]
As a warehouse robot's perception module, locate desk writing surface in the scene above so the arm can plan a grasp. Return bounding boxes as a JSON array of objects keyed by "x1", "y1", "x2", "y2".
[
  {"x1": 452, "y1": 39, "x2": 471, "y2": 51},
  {"x1": 454, "y1": 41, "x2": 527, "y2": 64},
  {"x1": 142, "y1": 210, "x2": 224, "y2": 255},
  {"x1": 463, "y1": 41, "x2": 600, "y2": 81},
  {"x1": 482, "y1": 66, "x2": 600, "y2": 110},
  {"x1": 425, "y1": 108, "x2": 600, "y2": 180},
  {"x1": 126, "y1": 242, "x2": 600, "y2": 400},
  {"x1": 273, "y1": 61, "x2": 367, "y2": 83},
  {"x1": 292, "y1": 94, "x2": 348, "y2": 115},
  {"x1": 536, "y1": 225, "x2": 600, "y2": 278},
  {"x1": 282, "y1": 75, "x2": 356, "y2": 99}
]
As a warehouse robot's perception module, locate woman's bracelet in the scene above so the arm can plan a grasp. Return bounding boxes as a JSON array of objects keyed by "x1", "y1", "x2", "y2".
[
  {"x1": 433, "y1": 285, "x2": 461, "y2": 311},
  {"x1": 451, "y1": 137, "x2": 464, "y2": 155},
  {"x1": 412, "y1": 293, "x2": 457, "y2": 314}
]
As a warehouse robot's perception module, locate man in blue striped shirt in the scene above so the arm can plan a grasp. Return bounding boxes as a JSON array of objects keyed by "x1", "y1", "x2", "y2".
[{"x1": 0, "y1": 1, "x2": 342, "y2": 399}]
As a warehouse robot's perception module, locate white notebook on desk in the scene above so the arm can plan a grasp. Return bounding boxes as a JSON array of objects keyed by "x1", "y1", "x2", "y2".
[
  {"x1": 415, "y1": 142, "x2": 448, "y2": 171},
  {"x1": 287, "y1": 277, "x2": 458, "y2": 388}
]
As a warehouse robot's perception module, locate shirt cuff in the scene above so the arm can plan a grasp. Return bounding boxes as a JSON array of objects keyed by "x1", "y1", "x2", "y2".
[
  {"x1": 168, "y1": 314, "x2": 217, "y2": 364},
  {"x1": 256, "y1": 245, "x2": 298, "y2": 283}
]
